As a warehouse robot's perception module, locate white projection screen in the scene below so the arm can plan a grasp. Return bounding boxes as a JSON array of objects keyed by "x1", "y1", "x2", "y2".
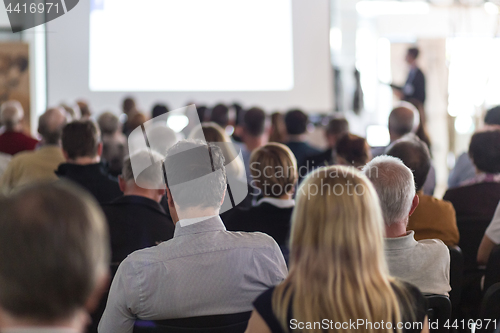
[{"x1": 47, "y1": 0, "x2": 332, "y2": 113}]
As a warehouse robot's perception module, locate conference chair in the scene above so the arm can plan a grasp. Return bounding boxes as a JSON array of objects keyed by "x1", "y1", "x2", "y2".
[
  {"x1": 426, "y1": 295, "x2": 451, "y2": 333},
  {"x1": 478, "y1": 283, "x2": 500, "y2": 333},
  {"x1": 133, "y1": 312, "x2": 252, "y2": 333},
  {"x1": 457, "y1": 216, "x2": 492, "y2": 271},
  {"x1": 448, "y1": 246, "x2": 464, "y2": 313},
  {"x1": 484, "y1": 245, "x2": 500, "y2": 292}
]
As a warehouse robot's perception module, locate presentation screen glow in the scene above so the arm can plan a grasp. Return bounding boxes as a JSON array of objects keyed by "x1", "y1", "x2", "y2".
[{"x1": 89, "y1": 0, "x2": 294, "y2": 91}]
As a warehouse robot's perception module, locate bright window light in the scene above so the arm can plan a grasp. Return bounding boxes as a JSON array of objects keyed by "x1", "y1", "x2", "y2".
[
  {"x1": 330, "y1": 27, "x2": 342, "y2": 52},
  {"x1": 366, "y1": 125, "x2": 390, "y2": 147},
  {"x1": 484, "y1": 2, "x2": 499, "y2": 15},
  {"x1": 167, "y1": 114, "x2": 189, "y2": 133},
  {"x1": 356, "y1": 1, "x2": 430, "y2": 17},
  {"x1": 454, "y1": 115, "x2": 475, "y2": 134}
]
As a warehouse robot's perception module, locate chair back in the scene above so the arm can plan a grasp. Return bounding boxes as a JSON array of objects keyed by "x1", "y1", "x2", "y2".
[
  {"x1": 479, "y1": 283, "x2": 500, "y2": 333},
  {"x1": 133, "y1": 311, "x2": 252, "y2": 333},
  {"x1": 448, "y1": 246, "x2": 463, "y2": 312},
  {"x1": 426, "y1": 294, "x2": 451, "y2": 333},
  {"x1": 484, "y1": 245, "x2": 500, "y2": 292},
  {"x1": 457, "y1": 216, "x2": 491, "y2": 271}
]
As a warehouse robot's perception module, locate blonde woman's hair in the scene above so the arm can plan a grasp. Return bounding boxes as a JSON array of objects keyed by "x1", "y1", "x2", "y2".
[
  {"x1": 250, "y1": 143, "x2": 297, "y2": 198},
  {"x1": 189, "y1": 122, "x2": 245, "y2": 179},
  {"x1": 273, "y1": 166, "x2": 414, "y2": 333}
]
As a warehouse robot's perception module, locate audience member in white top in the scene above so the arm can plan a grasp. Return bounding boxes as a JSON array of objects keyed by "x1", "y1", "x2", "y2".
[
  {"x1": 478, "y1": 202, "x2": 500, "y2": 265},
  {"x1": 0, "y1": 182, "x2": 109, "y2": 333},
  {"x1": 99, "y1": 140, "x2": 287, "y2": 333},
  {"x1": 363, "y1": 155, "x2": 451, "y2": 295}
]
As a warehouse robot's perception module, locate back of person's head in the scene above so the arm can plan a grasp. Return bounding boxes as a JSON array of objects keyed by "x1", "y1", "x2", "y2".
[
  {"x1": 326, "y1": 118, "x2": 349, "y2": 136},
  {"x1": 62, "y1": 120, "x2": 101, "y2": 160},
  {"x1": 250, "y1": 143, "x2": 297, "y2": 198},
  {"x1": 469, "y1": 128, "x2": 500, "y2": 174},
  {"x1": 128, "y1": 111, "x2": 147, "y2": 130},
  {"x1": 407, "y1": 47, "x2": 419, "y2": 60},
  {"x1": 269, "y1": 112, "x2": 287, "y2": 143},
  {"x1": 122, "y1": 150, "x2": 165, "y2": 189},
  {"x1": 122, "y1": 97, "x2": 136, "y2": 115},
  {"x1": 274, "y1": 166, "x2": 409, "y2": 332},
  {"x1": 243, "y1": 107, "x2": 266, "y2": 137},
  {"x1": 152, "y1": 104, "x2": 169, "y2": 119},
  {"x1": 0, "y1": 100, "x2": 23, "y2": 131},
  {"x1": 38, "y1": 107, "x2": 67, "y2": 144},
  {"x1": 97, "y1": 112, "x2": 120, "y2": 136},
  {"x1": 76, "y1": 100, "x2": 91, "y2": 119},
  {"x1": 0, "y1": 182, "x2": 109, "y2": 323},
  {"x1": 388, "y1": 104, "x2": 418, "y2": 138},
  {"x1": 164, "y1": 140, "x2": 226, "y2": 211},
  {"x1": 386, "y1": 137, "x2": 431, "y2": 192},
  {"x1": 336, "y1": 133, "x2": 371, "y2": 167},
  {"x1": 484, "y1": 106, "x2": 500, "y2": 126},
  {"x1": 210, "y1": 104, "x2": 229, "y2": 128},
  {"x1": 284, "y1": 109, "x2": 308, "y2": 135},
  {"x1": 362, "y1": 156, "x2": 416, "y2": 226}
]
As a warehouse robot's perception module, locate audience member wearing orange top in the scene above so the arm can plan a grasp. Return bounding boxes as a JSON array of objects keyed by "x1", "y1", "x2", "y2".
[
  {"x1": 0, "y1": 101, "x2": 38, "y2": 155},
  {"x1": 387, "y1": 137, "x2": 459, "y2": 246}
]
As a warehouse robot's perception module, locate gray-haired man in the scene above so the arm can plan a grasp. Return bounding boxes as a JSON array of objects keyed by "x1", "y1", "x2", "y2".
[{"x1": 363, "y1": 155, "x2": 450, "y2": 295}]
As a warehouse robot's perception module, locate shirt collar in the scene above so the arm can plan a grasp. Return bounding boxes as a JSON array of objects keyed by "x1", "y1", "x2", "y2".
[
  {"x1": 174, "y1": 215, "x2": 225, "y2": 237},
  {"x1": 385, "y1": 230, "x2": 418, "y2": 250},
  {"x1": 460, "y1": 173, "x2": 500, "y2": 186},
  {"x1": 257, "y1": 197, "x2": 295, "y2": 209}
]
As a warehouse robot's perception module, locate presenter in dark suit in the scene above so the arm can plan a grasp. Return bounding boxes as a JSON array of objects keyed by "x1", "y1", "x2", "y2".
[
  {"x1": 392, "y1": 47, "x2": 426, "y2": 104},
  {"x1": 224, "y1": 143, "x2": 297, "y2": 248}
]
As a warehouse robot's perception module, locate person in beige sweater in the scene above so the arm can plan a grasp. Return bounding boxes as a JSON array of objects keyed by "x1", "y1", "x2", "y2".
[
  {"x1": 387, "y1": 138, "x2": 459, "y2": 246},
  {"x1": 0, "y1": 107, "x2": 67, "y2": 194}
]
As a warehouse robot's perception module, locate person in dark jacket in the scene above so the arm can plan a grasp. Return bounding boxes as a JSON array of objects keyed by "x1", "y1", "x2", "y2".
[
  {"x1": 224, "y1": 143, "x2": 297, "y2": 247},
  {"x1": 102, "y1": 151, "x2": 174, "y2": 263},
  {"x1": 392, "y1": 47, "x2": 426, "y2": 104},
  {"x1": 56, "y1": 120, "x2": 122, "y2": 203}
]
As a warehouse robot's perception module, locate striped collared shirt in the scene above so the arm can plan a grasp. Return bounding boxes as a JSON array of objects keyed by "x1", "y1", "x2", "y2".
[{"x1": 99, "y1": 216, "x2": 287, "y2": 333}]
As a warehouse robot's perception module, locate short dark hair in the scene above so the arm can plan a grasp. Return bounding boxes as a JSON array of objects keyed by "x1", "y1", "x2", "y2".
[
  {"x1": 62, "y1": 120, "x2": 101, "y2": 160},
  {"x1": 0, "y1": 182, "x2": 109, "y2": 322},
  {"x1": 122, "y1": 97, "x2": 136, "y2": 114},
  {"x1": 389, "y1": 106, "x2": 415, "y2": 137},
  {"x1": 407, "y1": 47, "x2": 419, "y2": 59},
  {"x1": 164, "y1": 140, "x2": 226, "y2": 210},
  {"x1": 336, "y1": 134, "x2": 371, "y2": 167},
  {"x1": 97, "y1": 112, "x2": 119, "y2": 136},
  {"x1": 152, "y1": 104, "x2": 169, "y2": 119},
  {"x1": 484, "y1": 106, "x2": 500, "y2": 126},
  {"x1": 469, "y1": 129, "x2": 500, "y2": 174},
  {"x1": 386, "y1": 137, "x2": 431, "y2": 192},
  {"x1": 326, "y1": 118, "x2": 349, "y2": 136},
  {"x1": 284, "y1": 109, "x2": 308, "y2": 135},
  {"x1": 243, "y1": 107, "x2": 266, "y2": 137},
  {"x1": 210, "y1": 104, "x2": 229, "y2": 128}
]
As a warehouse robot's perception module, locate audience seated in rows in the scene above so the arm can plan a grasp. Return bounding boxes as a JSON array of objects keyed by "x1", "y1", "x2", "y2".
[
  {"x1": 240, "y1": 107, "x2": 268, "y2": 183},
  {"x1": 444, "y1": 128, "x2": 500, "y2": 220},
  {"x1": 56, "y1": 120, "x2": 122, "y2": 204},
  {"x1": 310, "y1": 117, "x2": 349, "y2": 167},
  {"x1": 0, "y1": 100, "x2": 38, "y2": 155},
  {"x1": 372, "y1": 103, "x2": 436, "y2": 196},
  {"x1": 448, "y1": 106, "x2": 500, "y2": 189},
  {"x1": 336, "y1": 133, "x2": 371, "y2": 168},
  {"x1": 102, "y1": 151, "x2": 175, "y2": 264},
  {"x1": 0, "y1": 182, "x2": 109, "y2": 333},
  {"x1": 363, "y1": 156, "x2": 451, "y2": 295},
  {"x1": 0, "y1": 107, "x2": 67, "y2": 194},
  {"x1": 387, "y1": 138, "x2": 459, "y2": 246},
  {"x1": 224, "y1": 143, "x2": 297, "y2": 248},
  {"x1": 97, "y1": 112, "x2": 127, "y2": 177},
  {"x1": 284, "y1": 109, "x2": 320, "y2": 174},
  {"x1": 246, "y1": 166, "x2": 428, "y2": 333},
  {"x1": 99, "y1": 140, "x2": 287, "y2": 333}
]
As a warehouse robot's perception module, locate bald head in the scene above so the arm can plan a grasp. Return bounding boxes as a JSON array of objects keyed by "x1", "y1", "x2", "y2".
[
  {"x1": 1, "y1": 101, "x2": 24, "y2": 131},
  {"x1": 38, "y1": 108, "x2": 67, "y2": 145},
  {"x1": 388, "y1": 105, "x2": 418, "y2": 141}
]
